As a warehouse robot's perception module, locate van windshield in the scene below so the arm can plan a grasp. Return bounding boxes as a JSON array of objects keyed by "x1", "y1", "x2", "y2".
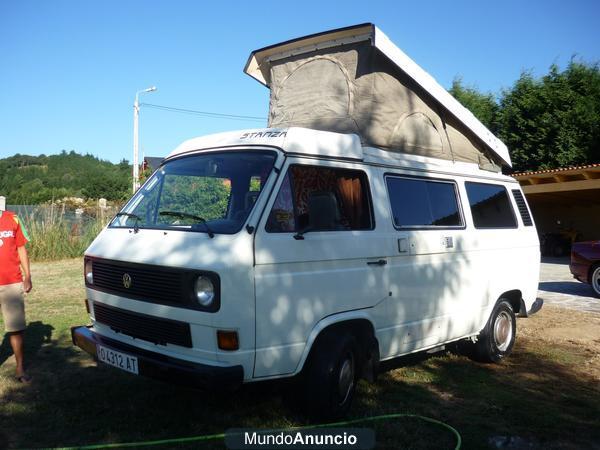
[{"x1": 110, "y1": 151, "x2": 277, "y2": 235}]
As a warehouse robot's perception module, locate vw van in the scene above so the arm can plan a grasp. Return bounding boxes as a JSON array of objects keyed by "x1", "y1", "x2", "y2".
[{"x1": 71, "y1": 24, "x2": 542, "y2": 419}]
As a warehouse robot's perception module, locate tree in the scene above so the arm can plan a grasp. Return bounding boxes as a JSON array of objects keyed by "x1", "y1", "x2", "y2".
[
  {"x1": 498, "y1": 61, "x2": 600, "y2": 171},
  {"x1": 449, "y1": 77, "x2": 500, "y2": 133},
  {"x1": 0, "y1": 151, "x2": 131, "y2": 204}
]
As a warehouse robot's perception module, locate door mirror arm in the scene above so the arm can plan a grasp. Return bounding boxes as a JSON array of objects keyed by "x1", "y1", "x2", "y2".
[{"x1": 293, "y1": 226, "x2": 314, "y2": 240}]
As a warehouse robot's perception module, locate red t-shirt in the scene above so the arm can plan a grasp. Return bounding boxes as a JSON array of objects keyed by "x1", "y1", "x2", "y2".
[{"x1": 0, "y1": 211, "x2": 29, "y2": 286}]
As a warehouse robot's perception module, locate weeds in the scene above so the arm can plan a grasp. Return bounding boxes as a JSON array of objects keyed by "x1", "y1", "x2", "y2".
[{"x1": 18, "y1": 204, "x2": 117, "y2": 261}]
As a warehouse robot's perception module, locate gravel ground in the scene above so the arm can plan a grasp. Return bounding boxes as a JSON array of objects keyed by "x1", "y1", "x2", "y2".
[{"x1": 538, "y1": 257, "x2": 600, "y2": 313}]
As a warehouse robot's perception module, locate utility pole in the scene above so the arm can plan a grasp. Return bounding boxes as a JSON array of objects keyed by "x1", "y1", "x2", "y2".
[{"x1": 133, "y1": 86, "x2": 157, "y2": 192}]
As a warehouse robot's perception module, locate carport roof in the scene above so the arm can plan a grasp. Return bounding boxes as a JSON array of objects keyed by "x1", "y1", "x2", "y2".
[
  {"x1": 512, "y1": 163, "x2": 600, "y2": 194},
  {"x1": 512, "y1": 163, "x2": 600, "y2": 177}
]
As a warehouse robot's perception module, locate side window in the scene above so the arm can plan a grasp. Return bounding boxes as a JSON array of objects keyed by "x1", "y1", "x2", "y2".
[
  {"x1": 465, "y1": 182, "x2": 517, "y2": 229},
  {"x1": 266, "y1": 165, "x2": 373, "y2": 232},
  {"x1": 386, "y1": 176, "x2": 462, "y2": 228}
]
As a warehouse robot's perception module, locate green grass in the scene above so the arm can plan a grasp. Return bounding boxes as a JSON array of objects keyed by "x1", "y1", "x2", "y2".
[{"x1": 1, "y1": 259, "x2": 599, "y2": 449}]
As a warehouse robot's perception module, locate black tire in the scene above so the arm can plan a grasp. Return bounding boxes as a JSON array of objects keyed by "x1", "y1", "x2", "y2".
[
  {"x1": 474, "y1": 300, "x2": 516, "y2": 363},
  {"x1": 303, "y1": 332, "x2": 358, "y2": 421},
  {"x1": 590, "y1": 264, "x2": 600, "y2": 298}
]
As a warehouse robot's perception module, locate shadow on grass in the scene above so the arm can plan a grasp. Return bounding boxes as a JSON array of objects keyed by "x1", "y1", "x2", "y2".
[
  {"x1": 0, "y1": 321, "x2": 54, "y2": 368},
  {"x1": 1, "y1": 336, "x2": 599, "y2": 449}
]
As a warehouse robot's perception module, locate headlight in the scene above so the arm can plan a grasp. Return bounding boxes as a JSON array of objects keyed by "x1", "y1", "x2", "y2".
[
  {"x1": 194, "y1": 276, "x2": 215, "y2": 307},
  {"x1": 84, "y1": 259, "x2": 93, "y2": 285}
]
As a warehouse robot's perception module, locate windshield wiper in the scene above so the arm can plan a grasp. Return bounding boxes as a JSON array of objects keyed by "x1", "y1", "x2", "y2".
[
  {"x1": 159, "y1": 211, "x2": 215, "y2": 238},
  {"x1": 114, "y1": 212, "x2": 141, "y2": 233}
]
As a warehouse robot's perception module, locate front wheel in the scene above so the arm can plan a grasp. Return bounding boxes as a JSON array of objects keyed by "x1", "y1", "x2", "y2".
[
  {"x1": 591, "y1": 265, "x2": 600, "y2": 298},
  {"x1": 303, "y1": 332, "x2": 358, "y2": 420},
  {"x1": 474, "y1": 300, "x2": 516, "y2": 363}
]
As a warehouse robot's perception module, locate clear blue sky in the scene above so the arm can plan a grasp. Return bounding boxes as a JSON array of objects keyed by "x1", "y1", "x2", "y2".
[{"x1": 1, "y1": 0, "x2": 599, "y2": 163}]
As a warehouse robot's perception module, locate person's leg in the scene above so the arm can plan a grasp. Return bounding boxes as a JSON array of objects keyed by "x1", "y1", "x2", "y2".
[
  {"x1": 9, "y1": 331, "x2": 26, "y2": 377},
  {"x1": 1, "y1": 283, "x2": 29, "y2": 380}
]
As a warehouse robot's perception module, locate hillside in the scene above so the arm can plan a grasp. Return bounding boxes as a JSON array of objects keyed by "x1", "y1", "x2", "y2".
[{"x1": 0, "y1": 151, "x2": 131, "y2": 204}]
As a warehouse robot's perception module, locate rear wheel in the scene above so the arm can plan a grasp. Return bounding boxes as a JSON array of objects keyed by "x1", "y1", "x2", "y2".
[
  {"x1": 474, "y1": 300, "x2": 516, "y2": 363},
  {"x1": 304, "y1": 332, "x2": 358, "y2": 420},
  {"x1": 591, "y1": 265, "x2": 600, "y2": 298}
]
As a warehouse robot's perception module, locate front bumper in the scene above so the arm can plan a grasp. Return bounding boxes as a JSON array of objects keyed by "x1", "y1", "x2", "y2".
[{"x1": 71, "y1": 326, "x2": 243, "y2": 390}]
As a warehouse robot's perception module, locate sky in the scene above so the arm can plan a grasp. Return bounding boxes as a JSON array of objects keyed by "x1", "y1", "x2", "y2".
[{"x1": 1, "y1": 0, "x2": 599, "y2": 163}]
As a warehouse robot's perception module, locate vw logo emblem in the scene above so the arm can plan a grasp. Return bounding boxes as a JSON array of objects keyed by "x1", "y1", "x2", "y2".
[{"x1": 122, "y1": 273, "x2": 132, "y2": 289}]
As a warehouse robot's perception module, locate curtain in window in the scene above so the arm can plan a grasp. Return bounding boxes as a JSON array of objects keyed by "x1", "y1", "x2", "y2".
[{"x1": 336, "y1": 176, "x2": 363, "y2": 229}]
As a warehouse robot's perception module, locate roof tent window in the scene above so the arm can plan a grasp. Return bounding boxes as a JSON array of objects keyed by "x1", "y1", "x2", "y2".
[
  {"x1": 266, "y1": 165, "x2": 373, "y2": 233},
  {"x1": 465, "y1": 182, "x2": 517, "y2": 229},
  {"x1": 386, "y1": 176, "x2": 462, "y2": 228},
  {"x1": 271, "y1": 57, "x2": 352, "y2": 128}
]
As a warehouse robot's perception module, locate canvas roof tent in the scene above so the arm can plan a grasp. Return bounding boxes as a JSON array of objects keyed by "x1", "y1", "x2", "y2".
[{"x1": 244, "y1": 23, "x2": 511, "y2": 170}]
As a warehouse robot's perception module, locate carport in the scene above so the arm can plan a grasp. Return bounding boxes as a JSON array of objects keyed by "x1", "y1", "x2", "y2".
[{"x1": 513, "y1": 164, "x2": 600, "y2": 255}]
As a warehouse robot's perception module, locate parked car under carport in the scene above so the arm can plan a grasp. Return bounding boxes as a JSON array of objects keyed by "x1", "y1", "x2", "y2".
[{"x1": 570, "y1": 240, "x2": 600, "y2": 297}]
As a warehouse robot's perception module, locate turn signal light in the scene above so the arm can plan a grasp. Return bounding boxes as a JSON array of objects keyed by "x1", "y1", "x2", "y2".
[{"x1": 217, "y1": 330, "x2": 239, "y2": 351}]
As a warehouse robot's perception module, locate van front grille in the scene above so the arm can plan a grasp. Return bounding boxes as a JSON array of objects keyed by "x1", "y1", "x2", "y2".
[
  {"x1": 93, "y1": 302, "x2": 192, "y2": 348},
  {"x1": 92, "y1": 259, "x2": 185, "y2": 305}
]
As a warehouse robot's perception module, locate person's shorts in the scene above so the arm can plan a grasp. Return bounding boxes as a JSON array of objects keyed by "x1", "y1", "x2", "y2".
[{"x1": 0, "y1": 282, "x2": 26, "y2": 333}]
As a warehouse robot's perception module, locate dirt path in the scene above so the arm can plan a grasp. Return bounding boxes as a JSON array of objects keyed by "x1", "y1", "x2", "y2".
[{"x1": 519, "y1": 305, "x2": 600, "y2": 380}]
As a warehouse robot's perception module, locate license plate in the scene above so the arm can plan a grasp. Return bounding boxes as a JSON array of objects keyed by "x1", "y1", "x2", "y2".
[{"x1": 97, "y1": 344, "x2": 139, "y2": 375}]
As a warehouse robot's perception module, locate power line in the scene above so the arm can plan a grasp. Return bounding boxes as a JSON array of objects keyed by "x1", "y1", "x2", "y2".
[{"x1": 140, "y1": 103, "x2": 266, "y2": 123}]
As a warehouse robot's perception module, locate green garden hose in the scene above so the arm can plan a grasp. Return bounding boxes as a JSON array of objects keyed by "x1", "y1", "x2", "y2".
[{"x1": 48, "y1": 413, "x2": 461, "y2": 450}]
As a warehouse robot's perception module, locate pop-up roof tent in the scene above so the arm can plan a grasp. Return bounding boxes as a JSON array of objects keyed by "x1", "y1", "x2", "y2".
[{"x1": 244, "y1": 23, "x2": 511, "y2": 170}]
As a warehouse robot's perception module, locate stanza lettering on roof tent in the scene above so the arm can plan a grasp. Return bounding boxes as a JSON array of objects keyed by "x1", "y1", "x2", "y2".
[{"x1": 244, "y1": 23, "x2": 511, "y2": 170}]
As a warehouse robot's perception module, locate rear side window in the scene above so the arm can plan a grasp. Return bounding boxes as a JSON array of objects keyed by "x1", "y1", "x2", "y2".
[
  {"x1": 266, "y1": 165, "x2": 373, "y2": 232},
  {"x1": 465, "y1": 182, "x2": 517, "y2": 228},
  {"x1": 386, "y1": 176, "x2": 463, "y2": 228}
]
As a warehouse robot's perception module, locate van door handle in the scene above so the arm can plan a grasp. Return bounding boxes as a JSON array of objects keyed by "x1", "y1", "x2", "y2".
[{"x1": 367, "y1": 259, "x2": 387, "y2": 266}]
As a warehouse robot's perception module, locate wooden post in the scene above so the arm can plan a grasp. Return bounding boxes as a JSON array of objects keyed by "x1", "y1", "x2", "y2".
[{"x1": 99, "y1": 198, "x2": 107, "y2": 225}]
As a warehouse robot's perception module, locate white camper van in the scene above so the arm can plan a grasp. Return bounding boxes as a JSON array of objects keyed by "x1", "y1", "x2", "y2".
[{"x1": 72, "y1": 24, "x2": 541, "y2": 418}]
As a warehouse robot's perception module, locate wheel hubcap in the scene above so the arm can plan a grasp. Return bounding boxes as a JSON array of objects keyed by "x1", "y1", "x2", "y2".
[
  {"x1": 494, "y1": 311, "x2": 513, "y2": 352},
  {"x1": 592, "y1": 268, "x2": 600, "y2": 295},
  {"x1": 338, "y1": 354, "x2": 354, "y2": 405}
]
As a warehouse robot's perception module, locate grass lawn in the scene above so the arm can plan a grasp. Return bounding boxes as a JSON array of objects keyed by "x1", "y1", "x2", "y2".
[{"x1": 1, "y1": 258, "x2": 599, "y2": 449}]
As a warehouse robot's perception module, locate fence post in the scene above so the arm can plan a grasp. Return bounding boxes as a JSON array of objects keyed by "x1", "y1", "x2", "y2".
[
  {"x1": 99, "y1": 198, "x2": 107, "y2": 224},
  {"x1": 0, "y1": 196, "x2": 5, "y2": 211}
]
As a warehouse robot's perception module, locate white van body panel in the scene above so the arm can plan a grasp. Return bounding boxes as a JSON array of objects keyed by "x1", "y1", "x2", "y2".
[
  {"x1": 253, "y1": 159, "x2": 391, "y2": 377},
  {"x1": 81, "y1": 127, "x2": 540, "y2": 384}
]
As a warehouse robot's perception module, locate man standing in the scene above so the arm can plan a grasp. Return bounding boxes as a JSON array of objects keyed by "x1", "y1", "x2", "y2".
[{"x1": 0, "y1": 208, "x2": 32, "y2": 383}]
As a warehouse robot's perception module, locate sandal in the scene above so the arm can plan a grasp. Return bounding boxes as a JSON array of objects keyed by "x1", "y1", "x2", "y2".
[{"x1": 16, "y1": 374, "x2": 32, "y2": 383}]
